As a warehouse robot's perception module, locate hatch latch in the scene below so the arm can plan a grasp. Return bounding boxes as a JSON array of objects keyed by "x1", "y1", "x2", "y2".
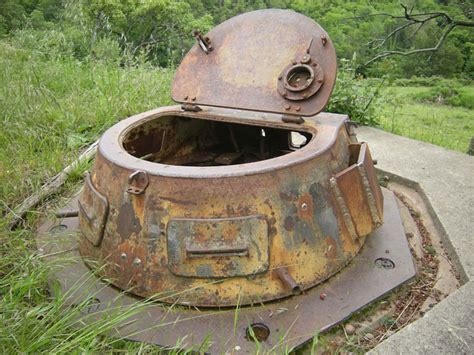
[{"x1": 192, "y1": 30, "x2": 213, "y2": 54}]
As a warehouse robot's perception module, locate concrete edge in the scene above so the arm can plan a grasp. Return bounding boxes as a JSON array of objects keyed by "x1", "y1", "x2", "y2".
[
  {"x1": 355, "y1": 127, "x2": 474, "y2": 354},
  {"x1": 375, "y1": 170, "x2": 468, "y2": 284}
]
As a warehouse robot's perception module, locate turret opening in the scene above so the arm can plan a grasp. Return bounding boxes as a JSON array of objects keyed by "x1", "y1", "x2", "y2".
[{"x1": 122, "y1": 115, "x2": 313, "y2": 166}]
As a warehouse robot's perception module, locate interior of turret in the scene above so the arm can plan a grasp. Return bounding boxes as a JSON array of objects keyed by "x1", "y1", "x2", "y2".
[{"x1": 122, "y1": 115, "x2": 313, "y2": 166}]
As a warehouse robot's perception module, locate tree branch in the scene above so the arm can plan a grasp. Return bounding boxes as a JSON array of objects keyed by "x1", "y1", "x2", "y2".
[
  {"x1": 365, "y1": 23, "x2": 456, "y2": 65},
  {"x1": 363, "y1": 3, "x2": 473, "y2": 66}
]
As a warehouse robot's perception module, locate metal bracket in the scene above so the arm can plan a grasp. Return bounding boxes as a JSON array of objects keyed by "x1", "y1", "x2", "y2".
[
  {"x1": 78, "y1": 173, "x2": 109, "y2": 246},
  {"x1": 126, "y1": 170, "x2": 149, "y2": 195},
  {"x1": 181, "y1": 103, "x2": 202, "y2": 112},
  {"x1": 344, "y1": 120, "x2": 358, "y2": 137},
  {"x1": 192, "y1": 30, "x2": 213, "y2": 54},
  {"x1": 282, "y1": 115, "x2": 305, "y2": 124}
]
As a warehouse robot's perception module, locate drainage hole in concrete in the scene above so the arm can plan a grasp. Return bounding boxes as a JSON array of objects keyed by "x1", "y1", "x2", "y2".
[{"x1": 246, "y1": 323, "x2": 270, "y2": 342}]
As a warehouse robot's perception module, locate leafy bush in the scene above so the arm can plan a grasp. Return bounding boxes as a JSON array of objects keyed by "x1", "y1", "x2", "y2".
[{"x1": 327, "y1": 59, "x2": 386, "y2": 126}]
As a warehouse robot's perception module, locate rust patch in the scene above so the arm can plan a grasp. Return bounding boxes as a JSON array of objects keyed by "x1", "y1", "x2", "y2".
[
  {"x1": 298, "y1": 193, "x2": 314, "y2": 222},
  {"x1": 117, "y1": 202, "x2": 142, "y2": 240},
  {"x1": 324, "y1": 237, "x2": 337, "y2": 259},
  {"x1": 284, "y1": 216, "x2": 295, "y2": 231}
]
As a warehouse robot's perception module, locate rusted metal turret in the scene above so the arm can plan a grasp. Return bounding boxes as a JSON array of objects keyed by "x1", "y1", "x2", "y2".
[{"x1": 39, "y1": 9, "x2": 415, "y2": 352}]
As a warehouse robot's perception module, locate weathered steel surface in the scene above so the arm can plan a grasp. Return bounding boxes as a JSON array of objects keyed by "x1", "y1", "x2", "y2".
[
  {"x1": 78, "y1": 172, "x2": 109, "y2": 246},
  {"x1": 38, "y1": 188, "x2": 415, "y2": 353},
  {"x1": 76, "y1": 107, "x2": 383, "y2": 307},
  {"x1": 167, "y1": 215, "x2": 269, "y2": 278},
  {"x1": 172, "y1": 9, "x2": 337, "y2": 117}
]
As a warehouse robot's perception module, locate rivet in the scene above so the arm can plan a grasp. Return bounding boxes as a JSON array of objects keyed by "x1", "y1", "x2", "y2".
[
  {"x1": 183, "y1": 95, "x2": 188, "y2": 100},
  {"x1": 295, "y1": 106, "x2": 301, "y2": 112},
  {"x1": 292, "y1": 61, "x2": 297, "y2": 65},
  {"x1": 321, "y1": 36, "x2": 328, "y2": 46},
  {"x1": 191, "y1": 96, "x2": 196, "y2": 101},
  {"x1": 284, "y1": 104, "x2": 291, "y2": 110},
  {"x1": 120, "y1": 252, "x2": 127, "y2": 260},
  {"x1": 317, "y1": 79, "x2": 323, "y2": 83},
  {"x1": 312, "y1": 62, "x2": 317, "y2": 67},
  {"x1": 133, "y1": 257, "x2": 142, "y2": 266},
  {"x1": 301, "y1": 202, "x2": 308, "y2": 210},
  {"x1": 278, "y1": 76, "x2": 282, "y2": 81}
]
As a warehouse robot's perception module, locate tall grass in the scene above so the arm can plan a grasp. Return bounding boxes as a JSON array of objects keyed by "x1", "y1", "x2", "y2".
[
  {"x1": 0, "y1": 39, "x2": 174, "y2": 353},
  {"x1": 0, "y1": 41, "x2": 173, "y2": 215}
]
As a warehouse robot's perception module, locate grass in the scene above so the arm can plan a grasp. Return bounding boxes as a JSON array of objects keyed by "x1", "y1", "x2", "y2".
[
  {"x1": 0, "y1": 41, "x2": 173, "y2": 215},
  {"x1": 0, "y1": 37, "x2": 473, "y2": 353},
  {"x1": 378, "y1": 85, "x2": 474, "y2": 153},
  {"x1": 0, "y1": 41, "x2": 176, "y2": 353}
]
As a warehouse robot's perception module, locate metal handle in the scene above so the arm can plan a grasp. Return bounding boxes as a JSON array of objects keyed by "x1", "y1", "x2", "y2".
[{"x1": 186, "y1": 246, "x2": 249, "y2": 258}]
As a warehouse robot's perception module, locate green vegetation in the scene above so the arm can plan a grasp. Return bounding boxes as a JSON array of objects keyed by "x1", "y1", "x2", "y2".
[
  {"x1": 379, "y1": 83, "x2": 474, "y2": 152},
  {"x1": 0, "y1": 1, "x2": 472, "y2": 77},
  {"x1": 0, "y1": 0, "x2": 472, "y2": 353}
]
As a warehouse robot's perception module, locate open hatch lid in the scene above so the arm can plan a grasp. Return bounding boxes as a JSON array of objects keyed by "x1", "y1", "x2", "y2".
[{"x1": 172, "y1": 9, "x2": 337, "y2": 117}]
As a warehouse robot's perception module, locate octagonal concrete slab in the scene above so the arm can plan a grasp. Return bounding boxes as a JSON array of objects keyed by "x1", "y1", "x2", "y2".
[{"x1": 356, "y1": 126, "x2": 474, "y2": 354}]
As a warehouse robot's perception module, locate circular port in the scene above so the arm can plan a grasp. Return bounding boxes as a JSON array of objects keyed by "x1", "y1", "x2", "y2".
[
  {"x1": 375, "y1": 257, "x2": 395, "y2": 269},
  {"x1": 284, "y1": 64, "x2": 314, "y2": 92},
  {"x1": 50, "y1": 224, "x2": 68, "y2": 234},
  {"x1": 246, "y1": 323, "x2": 270, "y2": 342}
]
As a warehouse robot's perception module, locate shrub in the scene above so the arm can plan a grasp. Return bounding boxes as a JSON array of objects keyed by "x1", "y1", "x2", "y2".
[{"x1": 327, "y1": 58, "x2": 386, "y2": 126}]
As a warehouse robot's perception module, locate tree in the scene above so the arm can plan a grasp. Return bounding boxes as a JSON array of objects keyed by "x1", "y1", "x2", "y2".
[{"x1": 363, "y1": 3, "x2": 473, "y2": 66}]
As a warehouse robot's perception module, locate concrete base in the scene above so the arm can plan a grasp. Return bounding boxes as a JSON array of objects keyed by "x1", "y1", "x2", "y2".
[{"x1": 357, "y1": 127, "x2": 474, "y2": 354}]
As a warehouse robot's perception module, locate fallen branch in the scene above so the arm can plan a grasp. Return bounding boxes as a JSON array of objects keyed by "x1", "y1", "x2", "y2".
[{"x1": 7, "y1": 141, "x2": 98, "y2": 230}]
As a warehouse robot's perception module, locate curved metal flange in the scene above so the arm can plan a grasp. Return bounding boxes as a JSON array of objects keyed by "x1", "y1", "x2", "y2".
[{"x1": 37, "y1": 188, "x2": 415, "y2": 353}]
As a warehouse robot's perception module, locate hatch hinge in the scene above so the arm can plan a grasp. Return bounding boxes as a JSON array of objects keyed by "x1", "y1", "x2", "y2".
[
  {"x1": 181, "y1": 103, "x2": 202, "y2": 112},
  {"x1": 282, "y1": 115, "x2": 305, "y2": 124}
]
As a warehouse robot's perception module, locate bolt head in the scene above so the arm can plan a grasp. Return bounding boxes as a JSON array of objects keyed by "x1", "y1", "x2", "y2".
[
  {"x1": 120, "y1": 252, "x2": 127, "y2": 260},
  {"x1": 295, "y1": 106, "x2": 301, "y2": 112},
  {"x1": 133, "y1": 257, "x2": 142, "y2": 266},
  {"x1": 301, "y1": 202, "x2": 308, "y2": 210}
]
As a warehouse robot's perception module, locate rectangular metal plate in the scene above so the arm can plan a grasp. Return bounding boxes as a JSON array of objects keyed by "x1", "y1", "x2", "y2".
[
  {"x1": 332, "y1": 143, "x2": 383, "y2": 237},
  {"x1": 166, "y1": 215, "x2": 269, "y2": 278},
  {"x1": 78, "y1": 173, "x2": 109, "y2": 246}
]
